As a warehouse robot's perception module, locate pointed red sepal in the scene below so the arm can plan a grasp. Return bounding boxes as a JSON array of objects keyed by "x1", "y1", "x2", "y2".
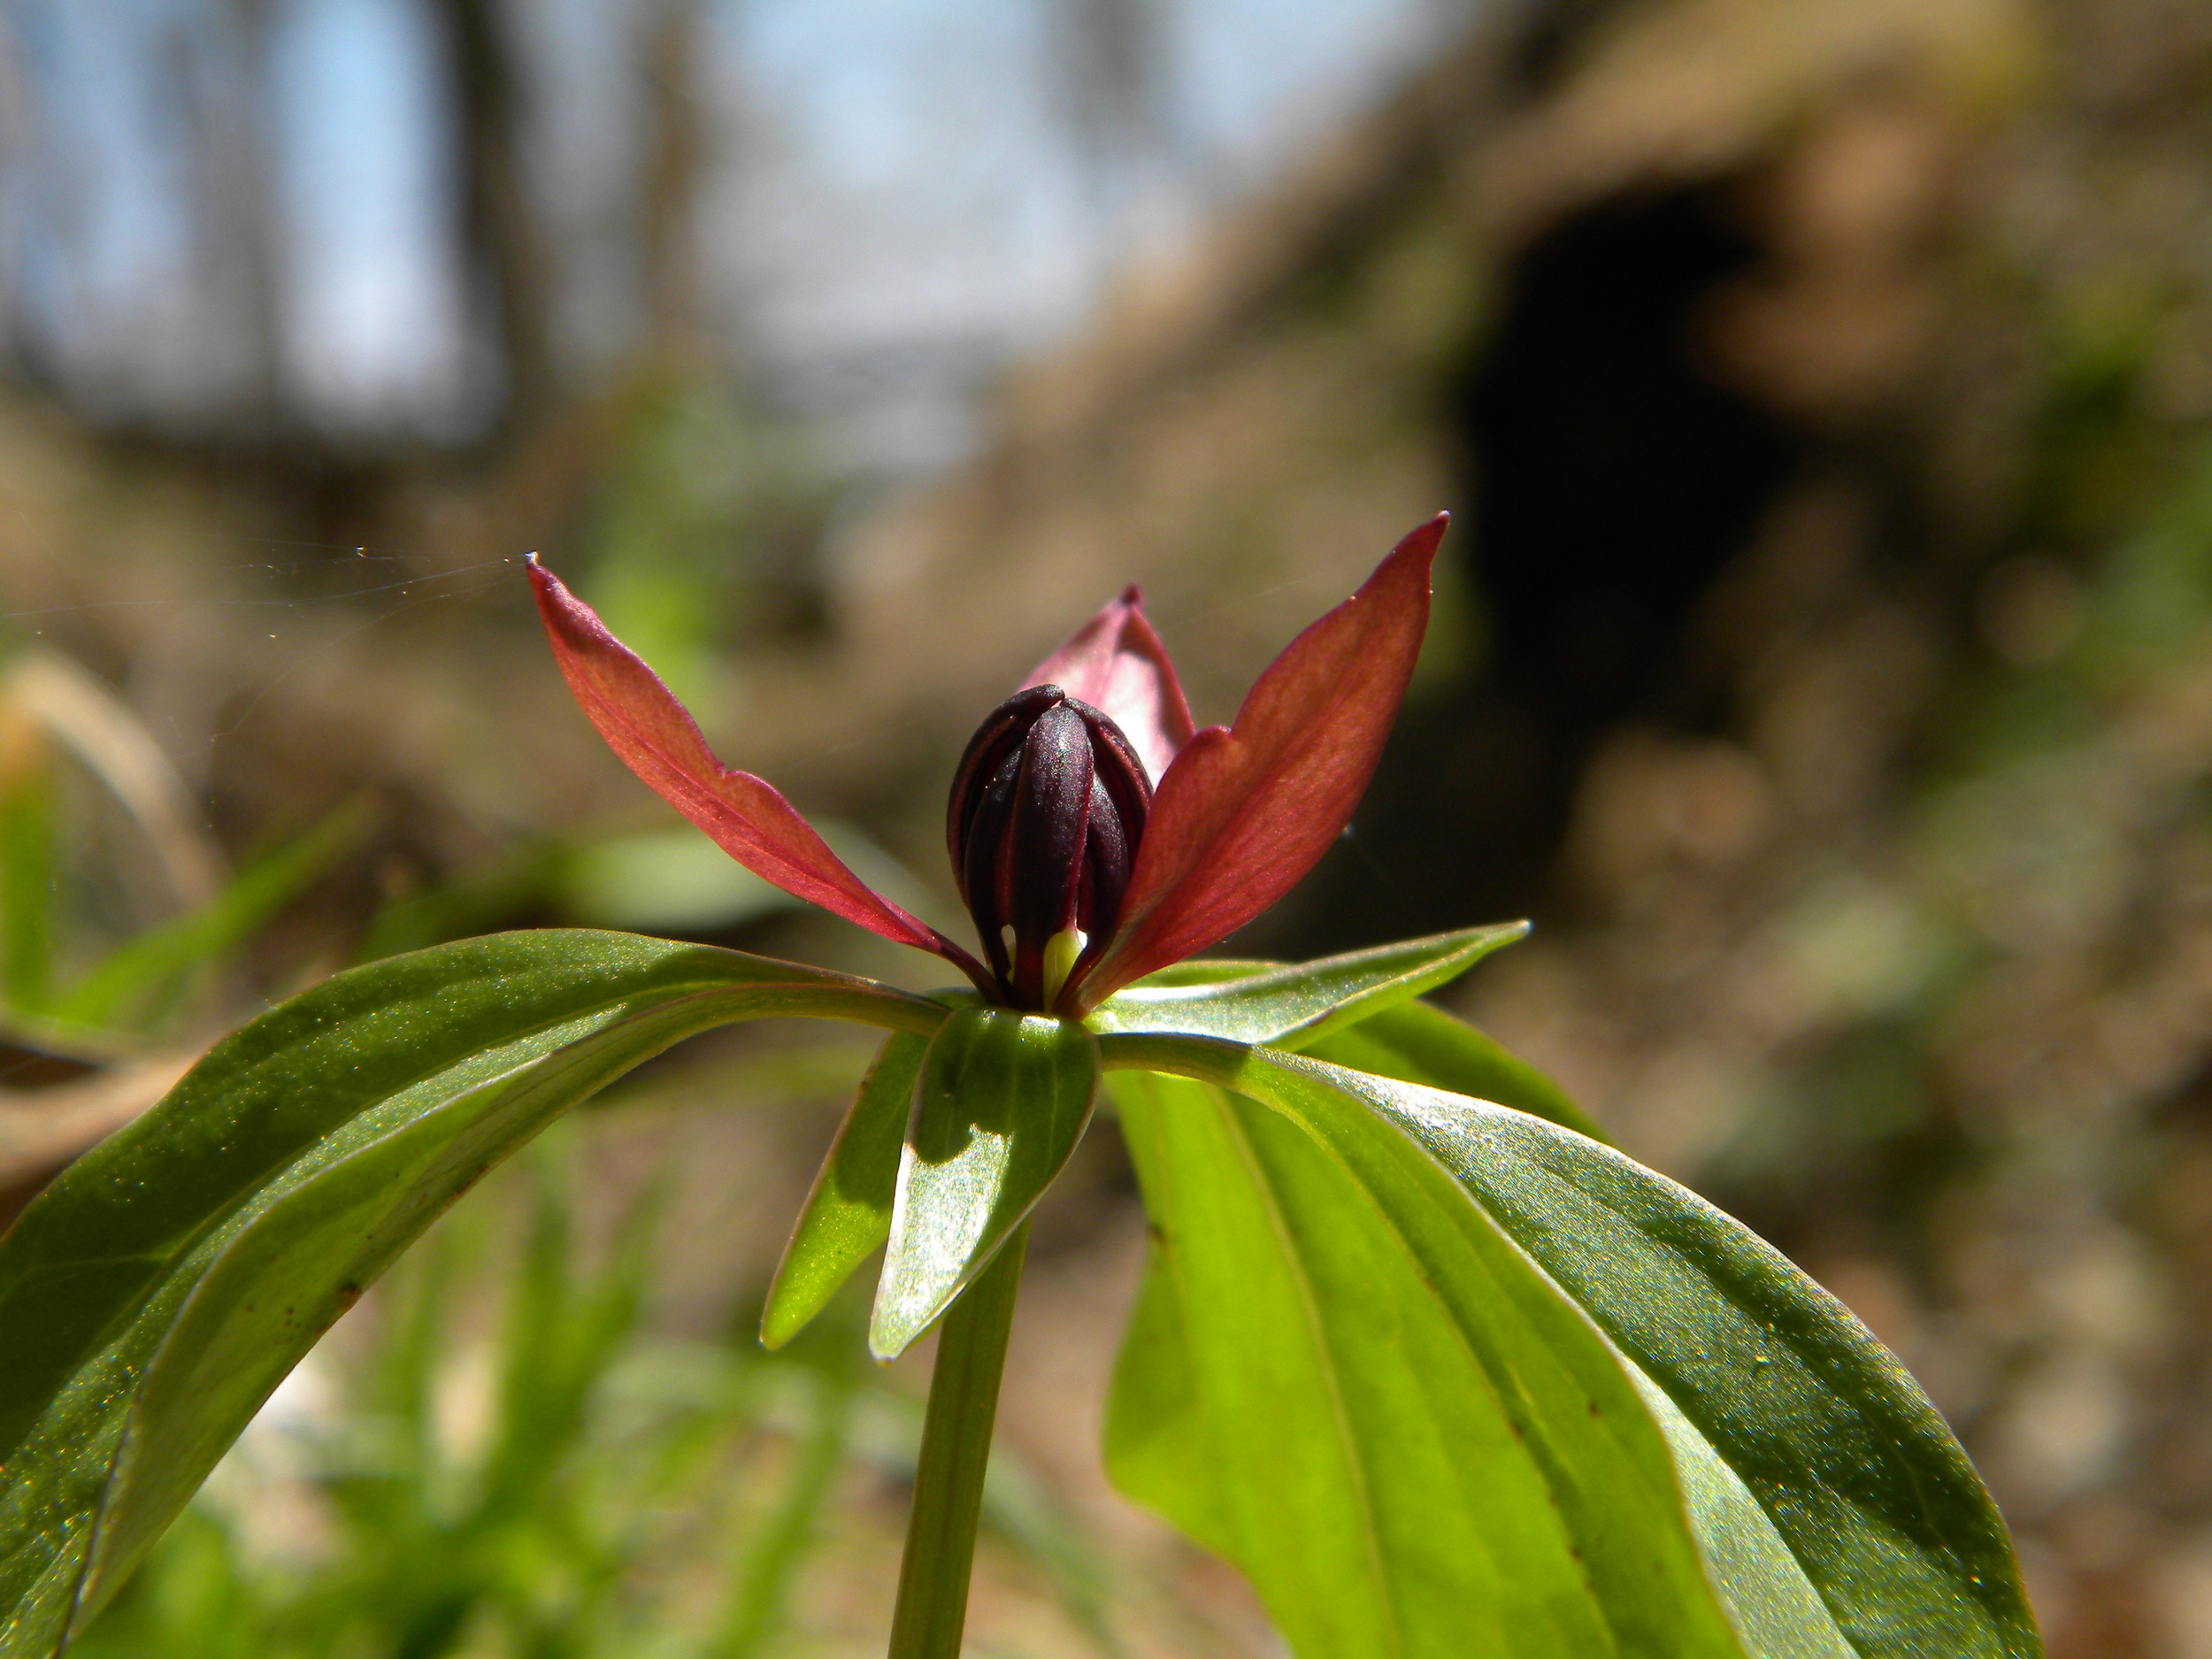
[
  {"x1": 1022, "y1": 585, "x2": 1195, "y2": 784},
  {"x1": 529, "y1": 557, "x2": 994, "y2": 991},
  {"x1": 1067, "y1": 514, "x2": 1447, "y2": 1010}
]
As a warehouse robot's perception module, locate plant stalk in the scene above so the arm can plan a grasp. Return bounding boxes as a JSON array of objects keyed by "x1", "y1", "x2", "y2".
[{"x1": 886, "y1": 1218, "x2": 1032, "y2": 1659}]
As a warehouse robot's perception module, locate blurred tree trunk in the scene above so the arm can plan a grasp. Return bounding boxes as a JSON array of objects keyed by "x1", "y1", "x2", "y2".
[
  {"x1": 180, "y1": 0, "x2": 284, "y2": 427},
  {"x1": 641, "y1": 0, "x2": 706, "y2": 359},
  {"x1": 1055, "y1": 0, "x2": 1171, "y2": 211},
  {"x1": 433, "y1": 0, "x2": 555, "y2": 436}
]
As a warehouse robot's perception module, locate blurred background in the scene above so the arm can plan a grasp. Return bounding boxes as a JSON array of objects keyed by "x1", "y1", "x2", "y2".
[{"x1": 2, "y1": 0, "x2": 2210, "y2": 1652}]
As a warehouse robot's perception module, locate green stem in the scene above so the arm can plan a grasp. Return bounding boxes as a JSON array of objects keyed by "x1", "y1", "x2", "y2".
[{"x1": 887, "y1": 1219, "x2": 1032, "y2": 1659}]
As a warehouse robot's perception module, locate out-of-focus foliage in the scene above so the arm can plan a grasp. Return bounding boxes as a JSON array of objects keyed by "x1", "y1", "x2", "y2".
[
  {"x1": 0, "y1": 658, "x2": 361, "y2": 1047},
  {"x1": 72, "y1": 1134, "x2": 1120, "y2": 1659},
  {"x1": 1405, "y1": 11, "x2": 2212, "y2": 1652}
]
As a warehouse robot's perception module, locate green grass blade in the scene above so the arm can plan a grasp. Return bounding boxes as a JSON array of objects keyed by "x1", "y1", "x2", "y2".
[
  {"x1": 53, "y1": 803, "x2": 368, "y2": 1034},
  {"x1": 0, "y1": 745, "x2": 56, "y2": 1015},
  {"x1": 706, "y1": 1374, "x2": 853, "y2": 1659}
]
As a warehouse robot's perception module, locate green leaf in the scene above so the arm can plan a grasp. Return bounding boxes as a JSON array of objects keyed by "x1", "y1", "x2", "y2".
[
  {"x1": 0, "y1": 929, "x2": 943, "y2": 1656},
  {"x1": 761, "y1": 1030, "x2": 930, "y2": 1349},
  {"x1": 1293, "y1": 995, "x2": 1607, "y2": 1142},
  {"x1": 0, "y1": 740, "x2": 55, "y2": 1014},
  {"x1": 53, "y1": 803, "x2": 368, "y2": 1033},
  {"x1": 1089, "y1": 923, "x2": 1525, "y2": 1045},
  {"x1": 1104, "y1": 1065, "x2": 1751, "y2": 1659},
  {"x1": 557, "y1": 825, "x2": 797, "y2": 933},
  {"x1": 1105, "y1": 1033, "x2": 2039, "y2": 1659},
  {"x1": 869, "y1": 1008, "x2": 1099, "y2": 1359}
]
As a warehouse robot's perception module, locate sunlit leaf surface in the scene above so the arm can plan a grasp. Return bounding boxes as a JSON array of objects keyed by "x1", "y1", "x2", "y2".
[
  {"x1": 1292, "y1": 994, "x2": 1607, "y2": 1142},
  {"x1": 1102, "y1": 1033, "x2": 2039, "y2": 1659},
  {"x1": 762, "y1": 1029, "x2": 929, "y2": 1348},
  {"x1": 1106, "y1": 1066, "x2": 1749, "y2": 1659},
  {"x1": 1091, "y1": 923, "x2": 1525, "y2": 1046},
  {"x1": 0, "y1": 930, "x2": 943, "y2": 1656},
  {"x1": 870, "y1": 1008, "x2": 1100, "y2": 1359}
]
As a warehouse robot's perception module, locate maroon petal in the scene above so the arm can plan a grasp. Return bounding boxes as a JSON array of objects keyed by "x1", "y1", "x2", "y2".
[
  {"x1": 1023, "y1": 585, "x2": 1195, "y2": 783},
  {"x1": 1069, "y1": 514, "x2": 1447, "y2": 1008},
  {"x1": 530, "y1": 557, "x2": 992, "y2": 989}
]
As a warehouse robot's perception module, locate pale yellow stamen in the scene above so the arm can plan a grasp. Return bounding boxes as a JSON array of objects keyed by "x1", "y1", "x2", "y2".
[{"x1": 1041, "y1": 927, "x2": 1087, "y2": 1010}]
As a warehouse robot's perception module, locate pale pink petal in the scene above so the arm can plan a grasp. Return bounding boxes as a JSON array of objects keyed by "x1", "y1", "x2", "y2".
[
  {"x1": 1022, "y1": 585, "x2": 1195, "y2": 783},
  {"x1": 1068, "y1": 515, "x2": 1447, "y2": 1010}
]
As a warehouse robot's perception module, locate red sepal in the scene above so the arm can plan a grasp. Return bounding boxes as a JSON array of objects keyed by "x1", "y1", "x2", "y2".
[
  {"x1": 530, "y1": 557, "x2": 992, "y2": 992},
  {"x1": 1068, "y1": 514, "x2": 1446, "y2": 1010}
]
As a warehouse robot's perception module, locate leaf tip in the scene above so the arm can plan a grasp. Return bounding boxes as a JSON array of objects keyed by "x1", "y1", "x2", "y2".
[{"x1": 866, "y1": 1311, "x2": 918, "y2": 1363}]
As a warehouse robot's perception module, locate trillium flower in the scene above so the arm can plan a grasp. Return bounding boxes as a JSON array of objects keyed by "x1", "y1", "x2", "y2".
[
  {"x1": 0, "y1": 513, "x2": 2036, "y2": 1659},
  {"x1": 526, "y1": 512, "x2": 1448, "y2": 1015}
]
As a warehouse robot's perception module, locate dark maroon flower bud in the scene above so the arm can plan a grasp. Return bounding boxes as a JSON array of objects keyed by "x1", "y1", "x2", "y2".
[{"x1": 947, "y1": 685, "x2": 1150, "y2": 1010}]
